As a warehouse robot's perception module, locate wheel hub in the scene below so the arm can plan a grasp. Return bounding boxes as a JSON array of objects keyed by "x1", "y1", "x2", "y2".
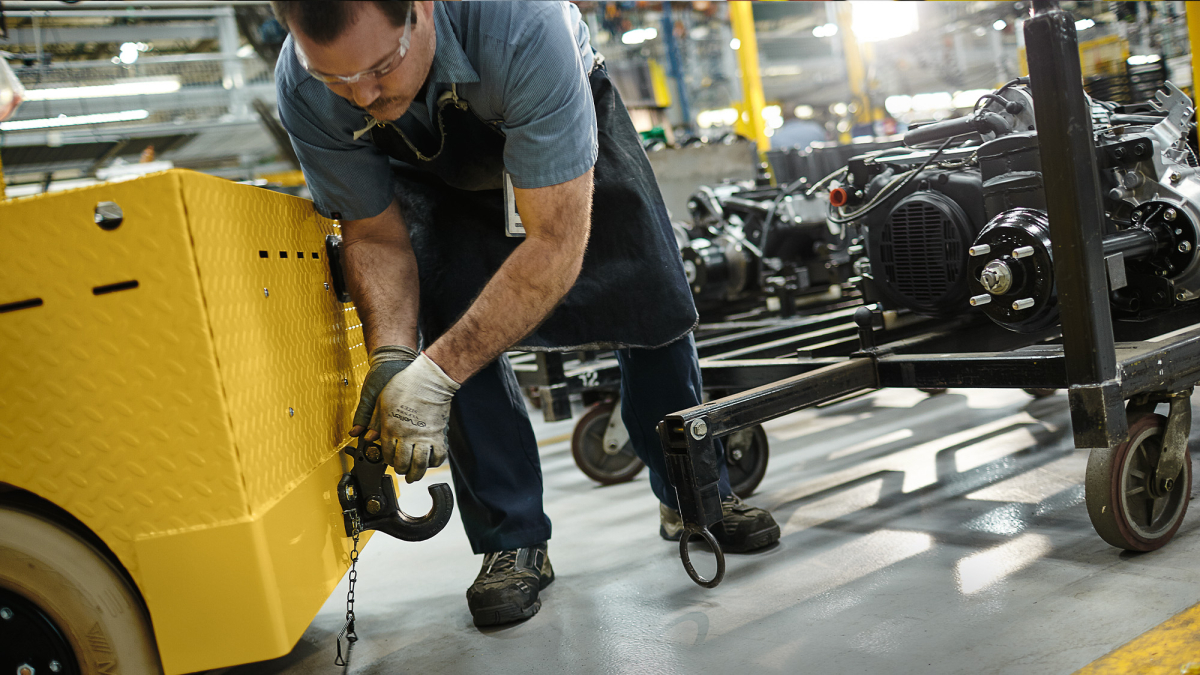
[{"x1": 0, "y1": 588, "x2": 78, "y2": 675}]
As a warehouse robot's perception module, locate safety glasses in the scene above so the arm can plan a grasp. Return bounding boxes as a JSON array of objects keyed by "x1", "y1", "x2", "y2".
[{"x1": 296, "y1": 3, "x2": 413, "y2": 85}]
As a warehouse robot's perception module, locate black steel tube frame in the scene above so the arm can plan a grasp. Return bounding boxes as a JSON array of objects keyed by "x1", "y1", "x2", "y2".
[
  {"x1": 653, "y1": 0, "x2": 1200, "y2": 588},
  {"x1": 1026, "y1": 0, "x2": 1127, "y2": 448}
]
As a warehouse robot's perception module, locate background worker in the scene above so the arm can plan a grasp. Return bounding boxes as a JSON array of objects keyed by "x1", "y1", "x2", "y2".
[{"x1": 270, "y1": 0, "x2": 780, "y2": 627}]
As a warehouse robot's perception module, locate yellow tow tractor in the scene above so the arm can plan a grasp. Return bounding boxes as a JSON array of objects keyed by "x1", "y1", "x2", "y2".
[{"x1": 0, "y1": 170, "x2": 452, "y2": 674}]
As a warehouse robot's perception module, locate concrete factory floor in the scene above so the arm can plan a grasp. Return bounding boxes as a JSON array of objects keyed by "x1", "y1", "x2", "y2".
[{"x1": 208, "y1": 388, "x2": 1200, "y2": 674}]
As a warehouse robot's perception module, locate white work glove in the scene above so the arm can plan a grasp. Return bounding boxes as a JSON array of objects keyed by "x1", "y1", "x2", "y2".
[
  {"x1": 351, "y1": 345, "x2": 418, "y2": 438},
  {"x1": 370, "y1": 352, "x2": 461, "y2": 482}
]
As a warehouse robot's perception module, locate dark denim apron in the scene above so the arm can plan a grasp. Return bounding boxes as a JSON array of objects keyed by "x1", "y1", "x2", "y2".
[{"x1": 367, "y1": 66, "x2": 698, "y2": 351}]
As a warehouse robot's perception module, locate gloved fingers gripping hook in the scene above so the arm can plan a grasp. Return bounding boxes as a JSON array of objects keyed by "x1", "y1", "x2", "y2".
[{"x1": 679, "y1": 524, "x2": 725, "y2": 589}]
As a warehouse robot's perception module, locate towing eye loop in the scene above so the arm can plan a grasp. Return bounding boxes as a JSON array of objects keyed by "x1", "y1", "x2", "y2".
[{"x1": 679, "y1": 524, "x2": 726, "y2": 588}]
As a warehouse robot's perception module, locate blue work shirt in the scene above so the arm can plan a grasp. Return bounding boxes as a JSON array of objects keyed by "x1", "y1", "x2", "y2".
[{"x1": 275, "y1": 1, "x2": 599, "y2": 221}]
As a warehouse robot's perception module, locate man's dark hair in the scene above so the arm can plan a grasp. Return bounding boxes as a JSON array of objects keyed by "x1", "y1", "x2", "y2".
[{"x1": 270, "y1": 1, "x2": 415, "y2": 44}]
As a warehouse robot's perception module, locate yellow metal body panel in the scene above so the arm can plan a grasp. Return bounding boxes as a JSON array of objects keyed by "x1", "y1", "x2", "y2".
[{"x1": 0, "y1": 170, "x2": 369, "y2": 674}]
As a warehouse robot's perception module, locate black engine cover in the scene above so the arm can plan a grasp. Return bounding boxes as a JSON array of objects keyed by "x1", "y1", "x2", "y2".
[{"x1": 864, "y1": 170, "x2": 986, "y2": 315}]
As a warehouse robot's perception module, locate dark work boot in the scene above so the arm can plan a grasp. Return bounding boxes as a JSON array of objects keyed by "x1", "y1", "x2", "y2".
[
  {"x1": 660, "y1": 495, "x2": 781, "y2": 553},
  {"x1": 466, "y1": 542, "x2": 554, "y2": 627}
]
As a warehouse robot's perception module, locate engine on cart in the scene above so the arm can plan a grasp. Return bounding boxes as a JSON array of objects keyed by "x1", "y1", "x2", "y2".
[
  {"x1": 835, "y1": 79, "x2": 1200, "y2": 333},
  {"x1": 678, "y1": 180, "x2": 849, "y2": 316}
]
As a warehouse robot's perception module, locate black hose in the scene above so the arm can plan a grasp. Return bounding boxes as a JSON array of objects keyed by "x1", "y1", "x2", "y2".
[{"x1": 827, "y1": 137, "x2": 955, "y2": 225}]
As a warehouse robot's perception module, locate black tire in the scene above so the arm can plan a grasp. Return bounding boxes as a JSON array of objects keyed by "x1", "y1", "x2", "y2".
[
  {"x1": 1023, "y1": 388, "x2": 1058, "y2": 398},
  {"x1": 1086, "y1": 413, "x2": 1191, "y2": 552},
  {"x1": 725, "y1": 425, "x2": 769, "y2": 498},
  {"x1": 0, "y1": 506, "x2": 162, "y2": 674},
  {"x1": 571, "y1": 402, "x2": 645, "y2": 485}
]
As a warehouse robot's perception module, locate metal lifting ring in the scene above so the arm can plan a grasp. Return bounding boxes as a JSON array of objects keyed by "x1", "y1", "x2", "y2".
[{"x1": 678, "y1": 524, "x2": 726, "y2": 588}]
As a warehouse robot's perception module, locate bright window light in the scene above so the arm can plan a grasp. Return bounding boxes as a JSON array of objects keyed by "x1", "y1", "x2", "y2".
[
  {"x1": 762, "y1": 104, "x2": 784, "y2": 129},
  {"x1": 993, "y1": 19, "x2": 1007, "y2": 31},
  {"x1": 831, "y1": 102, "x2": 849, "y2": 116},
  {"x1": 952, "y1": 89, "x2": 994, "y2": 109},
  {"x1": 812, "y1": 23, "x2": 838, "y2": 38},
  {"x1": 621, "y1": 27, "x2": 657, "y2": 45},
  {"x1": 730, "y1": 37, "x2": 741, "y2": 50},
  {"x1": 1075, "y1": 18, "x2": 1095, "y2": 31},
  {"x1": 884, "y1": 95, "x2": 912, "y2": 115},
  {"x1": 794, "y1": 104, "x2": 815, "y2": 119},
  {"x1": 1, "y1": 109, "x2": 150, "y2": 131},
  {"x1": 1128, "y1": 54, "x2": 1162, "y2": 66},
  {"x1": 910, "y1": 92, "x2": 953, "y2": 111},
  {"x1": 851, "y1": 1, "x2": 918, "y2": 43},
  {"x1": 23, "y1": 77, "x2": 181, "y2": 101},
  {"x1": 697, "y1": 107, "x2": 739, "y2": 129}
]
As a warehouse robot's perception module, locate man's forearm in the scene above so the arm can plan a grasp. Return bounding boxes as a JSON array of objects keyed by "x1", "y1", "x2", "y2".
[
  {"x1": 425, "y1": 236, "x2": 583, "y2": 382},
  {"x1": 426, "y1": 168, "x2": 594, "y2": 383},
  {"x1": 342, "y1": 200, "x2": 421, "y2": 354}
]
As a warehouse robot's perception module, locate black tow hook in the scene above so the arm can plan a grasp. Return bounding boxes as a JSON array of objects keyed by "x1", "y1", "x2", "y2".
[{"x1": 338, "y1": 435, "x2": 454, "y2": 541}]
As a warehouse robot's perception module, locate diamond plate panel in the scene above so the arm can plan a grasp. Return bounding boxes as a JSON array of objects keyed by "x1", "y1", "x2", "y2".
[
  {"x1": 0, "y1": 170, "x2": 369, "y2": 673},
  {"x1": 0, "y1": 171, "x2": 245, "y2": 575},
  {"x1": 179, "y1": 171, "x2": 367, "y2": 514}
]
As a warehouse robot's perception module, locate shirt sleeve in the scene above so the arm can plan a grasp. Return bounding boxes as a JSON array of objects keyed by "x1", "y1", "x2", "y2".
[
  {"x1": 275, "y1": 43, "x2": 395, "y2": 221},
  {"x1": 491, "y1": 3, "x2": 598, "y2": 189}
]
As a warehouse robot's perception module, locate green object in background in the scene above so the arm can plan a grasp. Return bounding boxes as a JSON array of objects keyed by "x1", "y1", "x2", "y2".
[{"x1": 640, "y1": 127, "x2": 669, "y2": 144}]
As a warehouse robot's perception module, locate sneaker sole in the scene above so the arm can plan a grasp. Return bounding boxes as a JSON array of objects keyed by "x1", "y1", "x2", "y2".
[
  {"x1": 663, "y1": 523, "x2": 780, "y2": 552},
  {"x1": 471, "y1": 598, "x2": 542, "y2": 628},
  {"x1": 470, "y1": 573, "x2": 554, "y2": 628},
  {"x1": 720, "y1": 524, "x2": 781, "y2": 553}
]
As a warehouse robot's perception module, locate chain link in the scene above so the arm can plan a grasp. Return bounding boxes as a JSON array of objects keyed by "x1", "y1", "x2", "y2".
[{"x1": 334, "y1": 519, "x2": 362, "y2": 667}]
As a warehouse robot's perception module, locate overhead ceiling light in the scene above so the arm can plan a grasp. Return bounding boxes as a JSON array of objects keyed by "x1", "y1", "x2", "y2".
[
  {"x1": 1075, "y1": 18, "x2": 1095, "y2": 31},
  {"x1": 730, "y1": 37, "x2": 742, "y2": 50},
  {"x1": 621, "y1": 27, "x2": 657, "y2": 45},
  {"x1": 1, "y1": 109, "x2": 150, "y2": 131},
  {"x1": 851, "y1": 1, "x2": 918, "y2": 43},
  {"x1": 23, "y1": 77, "x2": 181, "y2": 101},
  {"x1": 993, "y1": 19, "x2": 1007, "y2": 31},
  {"x1": 812, "y1": 23, "x2": 838, "y2": 38},
  {"x1": 794, "y1": 104, "x2": 815, "y2": 119}
]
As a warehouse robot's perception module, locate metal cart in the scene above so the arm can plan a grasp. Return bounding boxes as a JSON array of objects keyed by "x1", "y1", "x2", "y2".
[
  {"x1": 657, "y1": 0, "x2": 1200, "y2": 588},
  {"x1": 508, "y1": 291, "x2": 967, "y2": 497}
]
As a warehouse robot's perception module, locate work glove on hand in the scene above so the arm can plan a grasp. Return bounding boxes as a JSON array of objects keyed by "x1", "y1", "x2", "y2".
[
  {"x1": 350, "y1": 345, "x2": 419, "y2": 438},
  {"x1": 370, "y1": 352, "x2": 461, "y2": 483}
]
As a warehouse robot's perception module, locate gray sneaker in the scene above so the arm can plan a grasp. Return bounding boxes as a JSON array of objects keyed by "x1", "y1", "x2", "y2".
[
  {"x1": 660, "y1": 495, "x2": 780, "y2": 553},
  {"x1": 465, "y1": 543, "x2": 554, "y2": 627}
]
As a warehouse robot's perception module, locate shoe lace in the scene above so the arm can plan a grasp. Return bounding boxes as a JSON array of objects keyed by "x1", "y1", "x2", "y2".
[{"x1": 484, "y1": 549, "x2": 519, "y2": 575}]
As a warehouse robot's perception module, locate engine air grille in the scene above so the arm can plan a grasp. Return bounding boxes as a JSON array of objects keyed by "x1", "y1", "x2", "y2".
[{"x1": 880, "y1": 197, "x2": 965, "y2": 312}]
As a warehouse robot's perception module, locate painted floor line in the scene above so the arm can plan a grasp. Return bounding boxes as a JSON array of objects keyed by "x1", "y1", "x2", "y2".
[{"x1": 1074, "y1": 601, "x2": 1200, "y2": 674}]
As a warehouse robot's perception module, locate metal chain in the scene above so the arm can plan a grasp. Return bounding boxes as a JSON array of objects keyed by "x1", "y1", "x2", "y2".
[{"x1": 334, "y1": 522, "x2": 362, "y2": 667}]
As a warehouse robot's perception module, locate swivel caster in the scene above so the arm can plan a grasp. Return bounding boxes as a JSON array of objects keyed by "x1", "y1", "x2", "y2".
[
  {"x1": 572, "y1": 401, "x2": 645, "y2": 485},
  {"x1": 1086, "y1": 412, "x2": 1192, "y2": 551}
]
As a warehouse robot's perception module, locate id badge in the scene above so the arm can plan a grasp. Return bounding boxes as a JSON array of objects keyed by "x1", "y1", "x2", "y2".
[{"x1": 503, "y1": 171, "x2": 526, "y2": 238}]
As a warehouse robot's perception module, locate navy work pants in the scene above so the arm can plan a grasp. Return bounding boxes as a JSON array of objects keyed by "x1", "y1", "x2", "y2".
[{"x1": 446, "y1": 334, "x2": 734, "y2": 554}]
